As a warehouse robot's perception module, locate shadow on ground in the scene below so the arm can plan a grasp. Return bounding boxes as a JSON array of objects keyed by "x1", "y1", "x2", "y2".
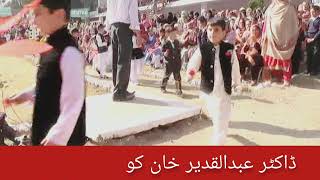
[{"x1": 230, "y1": 121, "x2": 320, "y2": 139}]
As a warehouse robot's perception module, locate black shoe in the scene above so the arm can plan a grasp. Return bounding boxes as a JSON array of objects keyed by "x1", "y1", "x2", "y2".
[
  {"x1": 175, "y1": 81, "x2": 183, "y2": 97},
  {"x1": 176, "y1": 90, "x2": 183, "y2": 97},
  {"x1": 125, "y1": 91, "x2": 135, "y2": 97},
  {"x1": 96, "y1": 69, "x2": 101, "y2": 75},
  {"x1": 113, "y1": 91, "x2": 135, "y2": 102}
]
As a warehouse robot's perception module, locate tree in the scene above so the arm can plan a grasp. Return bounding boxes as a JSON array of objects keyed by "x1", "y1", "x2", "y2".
[{"x1": 248, "y1": 0, "x2": 265, "y2": 10}]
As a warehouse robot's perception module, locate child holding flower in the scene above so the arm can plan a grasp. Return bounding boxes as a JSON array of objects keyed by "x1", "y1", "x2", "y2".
[{"x1": 187, "y1": 19, "x2": 241, "y2": 145}]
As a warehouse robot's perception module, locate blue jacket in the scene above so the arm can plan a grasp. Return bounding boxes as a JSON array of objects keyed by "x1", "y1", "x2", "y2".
[{"x1": 307, "y1": 16, "x2": 320, "y2": 40}]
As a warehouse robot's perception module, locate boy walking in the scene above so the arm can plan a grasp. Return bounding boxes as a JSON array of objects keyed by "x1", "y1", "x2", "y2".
[
  {"x1": 187, "y1": 19, "x2": 241, "y2": 145},
  {"x1": 161, "y1": 26, "x2": 183, "y2": 97},
  {"x1": 4, "y1": 0, "x2": 86, "y2": 146}
]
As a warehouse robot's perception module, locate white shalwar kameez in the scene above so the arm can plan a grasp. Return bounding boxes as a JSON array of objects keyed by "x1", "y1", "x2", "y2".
[
  {"x1": 130, "y1": 35, "x2": 144, "y2": 85},
  {"x1": 95, "y1": 34, "x2": 109, "y2": 77},
  {"x1": 188, "y1": 45, "x2": 241, "y2": 145}
]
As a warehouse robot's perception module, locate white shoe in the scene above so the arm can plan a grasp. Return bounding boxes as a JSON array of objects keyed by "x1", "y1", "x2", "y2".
[
  {"x1": 131, "y1": 81, "x2": 140, "y2": 86},
  {"x1": 281, "y1": 81, "x2": 291, "y2": 88},
  {"x1": 263, "y1": 81, "x2": 271, "y2": 88},
  {"x1": 256, "y1": 83, "x2": 265, "y2": 89}
]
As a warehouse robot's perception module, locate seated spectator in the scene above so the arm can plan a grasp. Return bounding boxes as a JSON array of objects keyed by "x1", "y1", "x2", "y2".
[
  {"x1": 236, "y1": 18, "x2": 247, "y2": 46},
  {"x1": 239, "y1": 25, "x2": 264, "y2": 85},
  {"x1": 145, "y1": 28, "x2": 165, "y2": 67},
  {"x1": 225, "y1": 20, "x2": 237, "y2": 45},
  {"x1": 181, "y1": 22, "x2": 198, "y2": 70},
  {"x1": 141, "y1": 13, "x2": 151, "y2": 30},
  {"x1": 145, "y1": 29, "x2": 157, "y2": 51}
]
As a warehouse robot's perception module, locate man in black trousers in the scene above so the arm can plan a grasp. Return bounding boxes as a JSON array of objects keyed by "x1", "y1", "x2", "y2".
[{"x1": 106, "y1": 0, "x2": 140, "y2": 101}]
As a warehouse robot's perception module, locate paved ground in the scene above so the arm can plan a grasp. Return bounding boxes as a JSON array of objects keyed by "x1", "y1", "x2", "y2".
[
  {"x1": 1, "y1": 57, "x2": 320, "y2": 146},
  {"x1": 85, "y1": 66, "x2": 320, "y2": 146}
]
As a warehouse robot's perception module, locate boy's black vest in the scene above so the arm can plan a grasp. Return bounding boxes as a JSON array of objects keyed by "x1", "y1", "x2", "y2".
[
  {"x1": 32, "y1": 27, "x2": 86, "y2": 146},
  {"x1": 199, "y1": 41, "x2": 234, "y2": 95},
  {"x1": 162, "y1": 39, "x2": 182, "y2": 69},
  {"x1": 95, "y1": 33, "x2": 108, "y2": 53}
]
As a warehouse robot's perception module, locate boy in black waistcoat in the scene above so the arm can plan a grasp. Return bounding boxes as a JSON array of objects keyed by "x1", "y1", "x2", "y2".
[
  {"x1": 187, "y1": 19, "x2": 241, "y2": 145},
  {"x1": 197, "y1": 16, "x2": 208, "y2": 46},
  {"x1": 161, "y1": 26, "x2": 183, "y2": 97},
  {"x1": 3, "y1": 0, "x2": 86, "y2": 146}
]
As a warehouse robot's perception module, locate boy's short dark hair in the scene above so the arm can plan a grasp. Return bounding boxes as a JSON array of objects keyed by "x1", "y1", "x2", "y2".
[
  {"x1": 208, "y1": 18, "x2": 226, "y2": 31},
  {"x1": 98, "y1": 24, "x2": 105, "y2": 30},
  {"x1": 159, "y1": 28, "x2": 165, "y2": 34},
  {"x1": 311, "y1": 5, "x2": 320, "y2": 12},
  {"x1": 71, "y1": 28, "x2": 79, "y2": 34},
  {"x1": 41, "y1": 0, "x2": 71, "y2": 20},
  {"x1": 198, "y1": 16, "x2": 207, "y2": 24}
]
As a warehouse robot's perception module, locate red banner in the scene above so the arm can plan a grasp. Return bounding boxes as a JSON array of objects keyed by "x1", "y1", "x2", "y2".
[{"x1": 0, "y1": 147, "x2": 317, "y2": 179}]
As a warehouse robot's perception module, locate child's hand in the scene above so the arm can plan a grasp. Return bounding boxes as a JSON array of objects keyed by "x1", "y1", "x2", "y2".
[
  {"x1": 3, "y1": 98, "x2": 11, "y2": 108},
  {"x1": 3, "y1": 97, "x2": 15, "y2": 108},
  {"x1": 164, "y1": 49, "x2": 170, "y2": 57},
  {"x1": 186, "y1": 75, "x2": 193, "y2": 82}
]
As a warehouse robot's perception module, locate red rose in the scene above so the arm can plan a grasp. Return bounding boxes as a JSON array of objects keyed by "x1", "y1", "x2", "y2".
[
  {"x1": 225, "y1": 50, "x2": 233, "y2": 58},
  {"x1": 189, "y1": 69, "x2": 196, "y2": 76}
]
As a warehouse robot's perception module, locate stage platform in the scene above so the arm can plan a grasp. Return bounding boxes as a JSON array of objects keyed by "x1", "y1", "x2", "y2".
[{"x1": 86, "y1": 92, "x2": 201, "y2": 143}]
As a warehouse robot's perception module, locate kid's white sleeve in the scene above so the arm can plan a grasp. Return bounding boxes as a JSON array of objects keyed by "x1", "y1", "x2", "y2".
[
  {"x1": 231, "y1": 50, "x2": 241, "y2": 87},
  {"x1": 187, "y1": 48, "x2": 202, "y2": 73}
]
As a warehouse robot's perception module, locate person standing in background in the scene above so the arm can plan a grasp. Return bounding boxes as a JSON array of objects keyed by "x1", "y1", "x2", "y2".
[
  {"x1": 262, "y1": 0, "x2": 299, "y2": 87},
  {"x1": 105, "y1": 0, "x2": 140, "y2": 102},
  {"x1": 306, "y1": 5, "x2": 320, "y2": 76}
]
